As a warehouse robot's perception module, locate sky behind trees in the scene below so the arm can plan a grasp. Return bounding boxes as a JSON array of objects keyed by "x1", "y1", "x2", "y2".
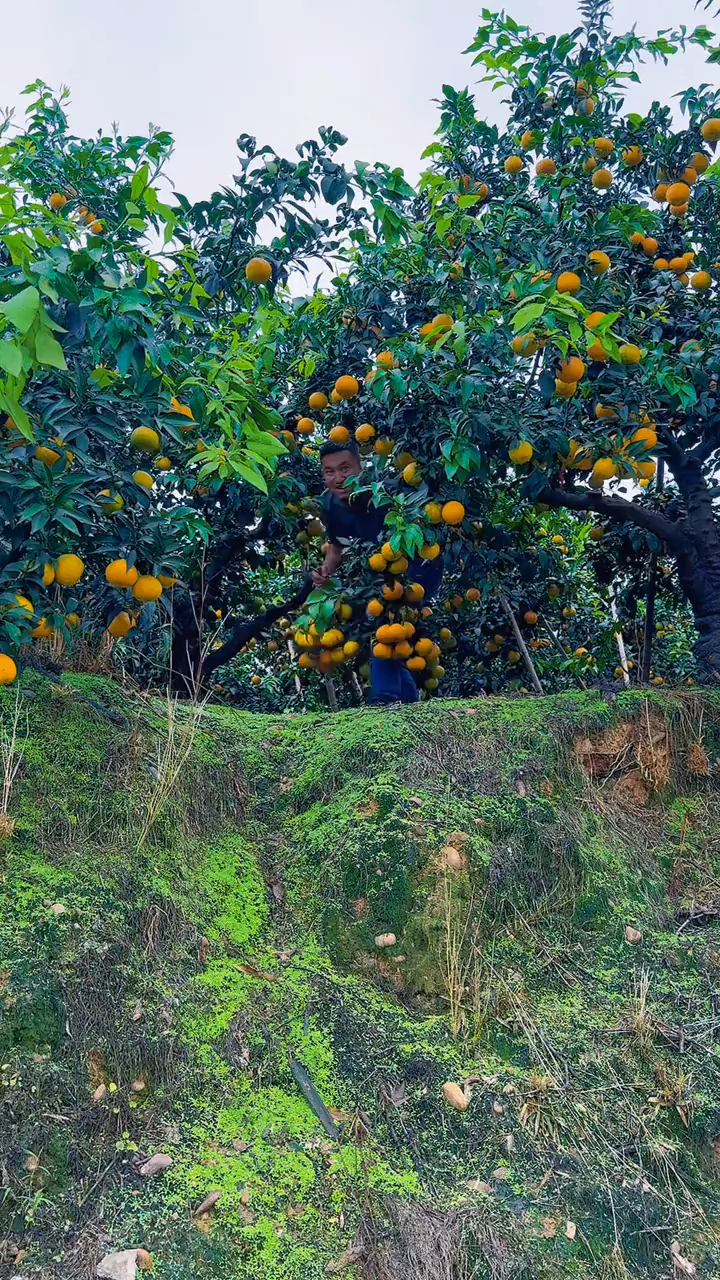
[{"x1": 5, "y1": 0, "x2": 715, "y2": 199}]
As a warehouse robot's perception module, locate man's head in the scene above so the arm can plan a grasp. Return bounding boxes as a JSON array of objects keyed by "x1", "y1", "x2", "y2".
[{"x1": 320, "y1": 439, "x2": 361, "y2": 499}]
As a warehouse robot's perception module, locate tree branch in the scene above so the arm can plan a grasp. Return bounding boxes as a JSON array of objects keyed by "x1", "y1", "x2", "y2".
[
  {"x1": 201, "y1": 575, "x2": 313, "y2": 676},
  {"x1": 538, "y1": 484, "x2": 690, "y2": 549}
]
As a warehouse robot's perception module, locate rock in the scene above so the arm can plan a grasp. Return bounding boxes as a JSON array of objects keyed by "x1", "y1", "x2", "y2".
[
  {"x1": 51, "y1": 902, "x2": 66, "y2": 915},
  {"x1": 440, "y1": 845, "x2": 465, "y2": 871},
  {"x1": 467, "y1": 1178, "x2": 493, "y2": 1193},
  {"x1": 441, "y1": 1081, "x2": 468, "y2": 1111},
  {"x1": 374, "y1": 932, "x2": 396, "y2": 948},
  {"x1": 93, "y1": 1083, "x2": 107, "y2": 1102},
  {"x1": 492, "y1": 1166, "x2": 509, "y2": 1181},
  {"x1": 624, "y1": 926, "x2": 642, "y2": 945},
  {"x1": 139, "y1": 1152, "x2": 172, "y2": 1177},
  {"x1": 130, "y1": 1079, "x2": 146, "y2": 1094},
  {"x1": 131, "y1": 1001, "x2": 144, "y2": 1022},
  {"x1": 97, "y1": 1251, "x2": 140, "y2": 1279},
  {"x1": 195, "y1": 1190, "x2": 221, "y2": 1215},
  {"x1": 565, "y1": 1220, "x2": 577, "y2": 1240},
  {"x1": 445, "y1": 830, "x2": 470, "y2": 848},
  {"x1": 492, "y1": 1100, "x2": 504, "y2": 1115},
  {"x1": 135, "y1": 1251, "x2": 153, "y2": 1272}
]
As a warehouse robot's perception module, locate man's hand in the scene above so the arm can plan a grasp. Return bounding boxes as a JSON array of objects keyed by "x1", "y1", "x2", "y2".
[
  {"x1": 311, "y1": 542, "x2": 344, "y2": 587},
  {"x1": 311, "y1": 566, "x2": 330, "y2": 587}
]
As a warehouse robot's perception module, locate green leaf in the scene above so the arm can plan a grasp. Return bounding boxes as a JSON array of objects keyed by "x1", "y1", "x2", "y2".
[
  {"x1": 236, "y1": 462, "x2": 268, "y2": 493},
  {"x1": 0, "y1": 286, "x2": 40, "y2": 334},
  {"x1": 131, "y1": 162, "x2": 150, "y2": 200},
  {"x1": 34, "y1": 327, "x2": 66, "y2": 369},
  {"x1": 0, "y1": 340, "x2": 22, "y2": 377},
  {"x1": 0, "y1": 392, "x2": 33, "y2": 439},
  {"x1": 513, "y1": 301, "x2": 545, "y2": 331}
]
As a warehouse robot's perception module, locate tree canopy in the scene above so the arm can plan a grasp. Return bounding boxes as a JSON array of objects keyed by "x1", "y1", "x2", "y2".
[{"x1": 1, "y1": 2, "x2": 720, "y2": 705}]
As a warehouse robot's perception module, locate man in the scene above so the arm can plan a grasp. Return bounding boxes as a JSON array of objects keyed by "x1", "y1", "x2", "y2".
[{"x1": 312, "y1": 440, "x2": 443, "y2": 704}]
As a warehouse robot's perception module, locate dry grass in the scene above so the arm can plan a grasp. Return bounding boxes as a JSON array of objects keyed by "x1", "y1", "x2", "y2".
[
  {"x1": 135, "y1": 688, "x2": 210, "y2": 849},
  {"x1": 0, "y1": 684, "x2": 29, "y2": 831},
  {"x1": 357, "y1": 1196, "x2": 527, "y2": 1280}
]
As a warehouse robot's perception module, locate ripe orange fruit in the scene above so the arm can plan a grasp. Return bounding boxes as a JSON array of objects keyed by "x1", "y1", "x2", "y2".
[
  {"x1": 407, "y1": 656, "x2": 426, "y2": 671},
  {"x1": 592, "y1": 457, "x2": 618, "y2": 481},
  {"x1": 524, "y1": 610, "x2": 538, "y2": 624},
  {"x1": 666, "y1": 181, "x2": 690, "y2": 205},
  {"x1": 343, "y1": 640, "x2": 360, "y2": 657},
  {"x1": 0, "y1": 654, "x2": 17, "y2": 684},
  {"x1": 355, "y1": 423, "x2": 375, "y2": 443},
  {"x1": 296, "y1": 417, "x2": 315, "y2": 435},
  {"x1": 373, "y1": 642, "x2": 394, "y2": 659},
  {"x1": 420, "y1": 543, "x2": 440, "y2": 560},
  {"x1": 402, "y1": 462, "x2": 420, "y2": 484},
  {"x1": 382, "y1": 581, "x2": 404, "y2": 601},
  {"x1": 700, "y1": 118, "x2": 720, "y2": 142},
  {"x1": 636, "y1": 459, "x2": 656, "y2": 480},
  {"x1": 654, "y1": 258, "x2": 669, "y2": 271},
  {"x1": 108, "y1": 611, "x2": 132, "y2": 638},
  {"x1": 520, "y1": 129, "x2": 536, "y2": 149},
  {"x1": 511, "y1": 333, "x2": 540, "y2": 357},
  {"x1": 42, "y1": 563, "x2": 55, "y2": 587},
  {"x1": 690, "y1": 151, "x2": 709, "y2": 173},
  {"x1": 405, "y1": 583, "x2": 425, "y2": 602},
  {"x1": 588, "y1": 526, "x2": 605, "y2": 541},
  {"x1": 504, "y1": 155, "x2": 524, "y2": 174},
  {"x1": 381, "y1": 542, "x2": 395, "y2": 561},
  {"x1": 618, "y1": 343, "x2": 642, "y2": 365},
  {"x1": 130, "y1": 425, "x2": 161, "y2": 454},
  {"x1": 330, "y1": 390, "x2": 342, "y2": 405},
  {"x1": 157, "y1": 573, "x2": 178, "y2": 589},
  {"x1": 133, "y1": 470, "x2": 154, "y2": 488},
  {"x1": 394, "y1": 640, "x2": 413, "y2": 659},
  {"x1": 334, "y1": 375, "x2": 359, "y2": 400},
  {"x1": 555, "y1": 379, "x2": 577, "y2": 398},
  {"x1": 308, "y1": 391, "x2": 328, "y2": 411},
  {"x1": 374, "y1": 438, "x2": 393, "y2": 455},
  {"x1": 155, "y1": 456, "x2": 172, "y2": 471},
  {"x1": 425, "y1": 501, "x2": 443, "y2": 523},
  {"x1": 328, "y1": 425, "x2": 350, "y2": 444},
  {"x1": 466, "y1": 587, "x2": 480, "y2": 602},
  {"x1": 558, "y1": 356, "x2": 586, "y2": 383},
  {"x1": 55, "y1": 554, "x2": 84, "y2": 587},
  {"x1": 376, "y1": 351, "x2": 393, "y2": 369},
  {"x1": 535, "y1": 158, "x2": 557, "y2": 176},
  {"x1": 65, "y1": 613, "x2": 80, "y2": 628},
  {"x1": 583, "y1": 156, "x2": 597, "y2": 173},
  {"x1": 441, "y1": 500, "x2": 465, "y2": 525},
  {"x1": 250, "y1": 674, "x2": 262, "y2": 685},
  {"x1": 89, "y1": 221, "x2": 104, "y2": 234},
  {"x1": 595, "y1": 400, "x2": 616, "y2": 419},
  {"x1": 642, "y1": 237, "x2": 659, "y2": 257},
  {"x1": 132, "y1": 575, "x2": 163, "y2": 603},
  {"x1": 691, "y1": 270, "x2": 711, "y2": 290},
  {"x1": 594, "y1": 137, "x2": 614, "y2": 158},
  {"x1": 49, "y1": 192, "x2": 68, "y2": 210},
  {"x1": 389, "y1": 556, "x2": 409, "y2": 573},
  {"x1": 630, "y1": 231, "x2": 645, "y2": 246},
  {"x1": 631, "y1": 426, "x2": 658, "y2": 449},
  {"x1": 509, "y1": 441, "x2": 533, "y2": 465},
  {"x1": 369, "y1": 552, "x2": 387, "y2": 571},
  {"x1": 622, "y1": 145, "x2": 643, "y2": 166},
  {"x1": 556, "y1": 271, "x2": 581, "y2": 294},
  {"x1": 591, "y1": 168, "x2": 612, "y2": 190},
  {"x1": 245, "y1": 257, "x2": 272, "y2": 284},
  {"x1": 670, "y1": 203, "x2": 688, "y2": 218},
  {"x1": 681, "y1": 166, "x2": 698, "y2": 185},
  {"x1": 106, "y1": 559, "x2": 135, "y2": 587},
  {"x1": 653, "y1": 183, "x2": 668, "y2": 202},
  {"x1": 34, "y1": 444, "x2": 61, "y2": 467}
]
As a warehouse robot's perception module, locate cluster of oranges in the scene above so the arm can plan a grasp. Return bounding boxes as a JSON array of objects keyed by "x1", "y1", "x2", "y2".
[
  {"x1": 628, "y1": 234, "x2": 710, "y2": 289},
  {"x1": 48, "y1": 191, "x2": 103, "y2": 235},
  {"x1": 293, "y1": 624, "x2": 360, "y2": 671},
  {"x1": 371, "y1": 622, "x2": 446, "y2": 689}
]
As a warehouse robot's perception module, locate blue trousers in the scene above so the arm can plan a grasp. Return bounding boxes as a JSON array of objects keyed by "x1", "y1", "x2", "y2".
[{"x1": 370, "y1": 656, "x2": 420, "y2": 704}]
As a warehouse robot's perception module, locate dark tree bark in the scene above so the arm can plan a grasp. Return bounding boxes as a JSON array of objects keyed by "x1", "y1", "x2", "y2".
[
  {"x1": 170, "y1": 575, "x2": 312, "y2": 696},
  {"x1": 539, "y1": 454, "x2": 720, "y2": 682}
]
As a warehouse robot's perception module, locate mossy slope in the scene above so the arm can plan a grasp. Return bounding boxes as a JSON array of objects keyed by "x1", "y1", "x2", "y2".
[{"x1": 1, "y1": 676, "x2": 719, "y2": 1279}]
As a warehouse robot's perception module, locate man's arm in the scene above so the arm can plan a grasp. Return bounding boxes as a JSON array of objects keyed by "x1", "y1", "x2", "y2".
[{"x1": 312, "y1": 541, "x2": 344, "y2": 586}]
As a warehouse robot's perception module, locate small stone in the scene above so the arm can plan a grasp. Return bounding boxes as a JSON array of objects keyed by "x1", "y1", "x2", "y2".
[
  {"x1": 195, "y1": 1190, "x2": 221, "y2": 1216},
  {"x1": 131, "y1": 1002, "x2": 144, "y2": 1022},
  {"x1": 442, "y1": 1081, "x2": 469, "y2": 1111},
  {"x1": 97, "y1": 1251, "x2": 140, "y2": 1279},
  {"x1": 374, "y1": 932, "x2": 396, "y2": 948},
  {"x1": 624, "y1": 926, "x2": 642, "y2": 945},
  {"x1": 467, "y1": 1178, "x2": 493, "y2": 1193},
  {"x1": 51, "y1": 902, "x2": 66, "y2": 915},
  {"x1": 440, "y1": 845, "x2": 465, "y2": 870},
  {"x1": 492, "y1": 1100, "x2": 504, "y2": 1115},
  {"x1": 139, "y1": 1152, "x2": 172, "y2": 1177},
  {"x1": 492, "y1": 1166, "x2": 509, "y2": 1181},
  {"x1": 130, "y1": 1079, "x2": 146, "y2": 1094}
]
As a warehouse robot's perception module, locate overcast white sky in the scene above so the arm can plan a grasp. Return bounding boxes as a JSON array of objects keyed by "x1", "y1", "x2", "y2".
[{"x1": 4, "y1": 0, "x2": 718, "y2": 200}]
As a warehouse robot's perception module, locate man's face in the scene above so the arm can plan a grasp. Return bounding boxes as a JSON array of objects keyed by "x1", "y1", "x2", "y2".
[{"x1": 322, "y1": 449, "x2": 361, "y2": 499}]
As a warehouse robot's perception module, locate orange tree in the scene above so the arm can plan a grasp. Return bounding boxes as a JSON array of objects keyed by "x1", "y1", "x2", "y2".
[
  {"x1": 0, "y1": 83, "x2": 417, "y2": 689},
  {"x1": 275, "y1": 0, "x2": 720, "y2": 689}
]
